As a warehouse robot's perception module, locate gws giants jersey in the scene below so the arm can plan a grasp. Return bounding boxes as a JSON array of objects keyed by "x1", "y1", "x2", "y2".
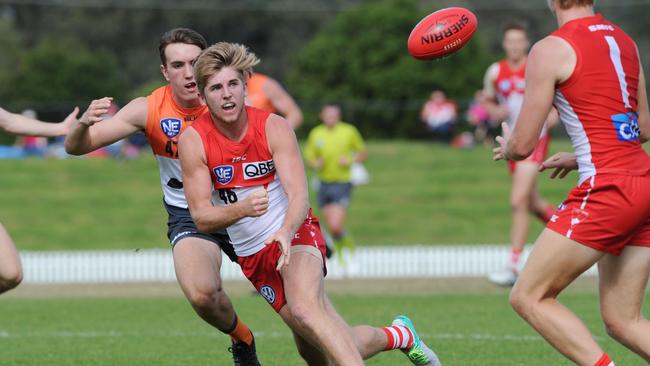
[
  {"x1": 145, "y1": 86, "x2": 207, "y2": 208},
  {"x1": 191, "y1": 107, "x2": 289, "y2": 257},
  {"x1": 551, "y1": 15, "x2": 650, "y2": 184}
]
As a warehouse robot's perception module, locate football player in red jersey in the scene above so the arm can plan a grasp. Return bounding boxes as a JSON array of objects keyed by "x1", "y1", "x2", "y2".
[
  {"x1": 484, "y1": 21, "x2": 559, "y2": 287},
  {"x1": 494, "y1": 1, "x2": 650, "y2": 364},
  {"x1": 181, "y1": 42, "x2": 440, "y2": 366}
]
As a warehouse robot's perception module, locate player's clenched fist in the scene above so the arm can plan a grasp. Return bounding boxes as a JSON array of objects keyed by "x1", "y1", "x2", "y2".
[
  {"x1": 79, "y1": 97, "x2": 114, "y2": 126},
  {"x1": 241, "y1": 189, "x2": 269, "y2": 217}
]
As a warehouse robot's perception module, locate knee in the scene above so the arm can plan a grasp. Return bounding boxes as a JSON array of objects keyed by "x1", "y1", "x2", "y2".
[
  {"x1": 602, "y1": 312, "x2": 633, "y2": 342},
  {"x1": 509, "y1": 287, "x2": 533, "y2": 318},
  {"x1": 510, "y1": 197, "x2": 529, "y2": 212},
  {"x1": 288, "y1": 300, "x2": 321, "y2": 331},
  {"x1": 186, "y1": 285, "x2": 227, "y2": 311},
  {"x1": 0, "y1": 268, "x2": 23, "y2": 292}
]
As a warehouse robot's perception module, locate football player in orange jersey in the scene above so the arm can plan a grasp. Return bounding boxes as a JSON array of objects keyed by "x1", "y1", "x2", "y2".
[
  {"x1": 246, "y1": 72, "x2": 303, "y2": 130},
  {"x1": 64, "y1": 29, "x2": 260, "y2": 365},
  {"x1": 0, "y1": 106, "x2": 78, "y2": 294}
]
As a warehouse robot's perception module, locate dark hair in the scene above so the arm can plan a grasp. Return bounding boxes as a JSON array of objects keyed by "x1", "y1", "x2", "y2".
[
  {"x1": 158, "y1": 28, "x2": 208, "y2": 65},
  {"x1": 502, "y1": 21, "x2": 529, "y2": 36}
]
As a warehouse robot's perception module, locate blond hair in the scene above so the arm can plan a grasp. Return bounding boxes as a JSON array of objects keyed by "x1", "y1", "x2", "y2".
[
  {"x1": 548, "y1": 0, "x2": 595, "y2": 9},
  {"x1": 194, "y1": 42, "x2": 260, "y2": 93}
]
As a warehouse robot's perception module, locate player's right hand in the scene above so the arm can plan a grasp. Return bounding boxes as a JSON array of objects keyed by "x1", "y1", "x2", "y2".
[
  {"x1": 241, "y1": 189, "x2": 269, "y2": 217},
  {"x1": 539, "y1": 152, "x2": 577, "y2": 179},
  {"x1": 79, "y1": 97, "x2": 113, "y2": 126}
]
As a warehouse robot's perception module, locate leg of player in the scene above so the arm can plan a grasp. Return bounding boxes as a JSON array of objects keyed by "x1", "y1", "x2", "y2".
[
  {"x1": 0, "y1": 223, "x2": 23, "y2": 294},
  {"x1": 278, "y1": 248, "x2": 364, "y2": 365},
  {"x1": 323, "y1": 298, "x2": 441, "y2": 365},
  {"x1": 529, "y1": 185, "x2": 555, "y2": 224},
  {"x1": 510, "y1": 229, "x2": 606, "y2": 365},
  {"x1": 599, "y1": 246, "x2": 650, "y2": 362},
  {"x1": 489, "y1": 162, "x2": 538, "y2": 286},
  {"x1": 173, "y1": 237, "x2": 259, "y2": 365},
  {"x1": 323, "y1": 203, "x2": 354, "y2": 268}
]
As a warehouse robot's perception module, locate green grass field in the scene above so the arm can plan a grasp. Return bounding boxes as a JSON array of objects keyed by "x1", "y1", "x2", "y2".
[
  {"x1": 1, "y1": 280, "x2": 648, "y2": 365},
  {"x1": 0, "y1": 140, "x2": 578, "y2": 250}
]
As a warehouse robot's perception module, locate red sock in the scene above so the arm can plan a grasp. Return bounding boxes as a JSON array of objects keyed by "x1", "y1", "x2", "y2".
[
  {"x1": 382, "y1": 325, "x2": 414, "y2": 350},
  {"x1": 508, "y1": 248, "x2": 522, "y2": 270},
  {"x1": 535, "y1": 204, "x2": 556, "y2": 223},
  {"x1": 594, "y1": 353, "x2": 614, "y2": 366},
  {"x1": 229, "y1": 316, "x2": 253, "y2": 345}
]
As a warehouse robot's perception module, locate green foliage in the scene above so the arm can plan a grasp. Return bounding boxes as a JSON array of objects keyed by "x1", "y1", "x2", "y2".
[
  {"x1": 6, "y1": 37, "x2": 127, "y2": 105},
  {"x1": 288, "y1": 0, "x2": 492, "y2": 138}
]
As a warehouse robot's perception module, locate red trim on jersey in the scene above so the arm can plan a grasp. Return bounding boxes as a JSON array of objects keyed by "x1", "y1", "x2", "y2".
[{"x1": 191, "y1": 106, "x2": 273, "y2": 190}]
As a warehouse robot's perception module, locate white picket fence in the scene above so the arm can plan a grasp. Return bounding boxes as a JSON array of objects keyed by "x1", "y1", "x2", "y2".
[{"x1": 19, "y1": 245, "x2": 598, "y2": 284}]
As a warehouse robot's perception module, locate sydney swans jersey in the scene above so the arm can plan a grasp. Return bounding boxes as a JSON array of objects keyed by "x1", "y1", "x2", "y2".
[
  {"x1": 552, "y1": 15, "x2": 650, "y2": 183},
  {"x1": 145, "y1": 86, "x2": 207, "y2": 208},
  {"x1": 485, "y1": 59, "x2": 526, "y2": 128},
  {"x1": 192, "y1": 107, "x2": 288, "y2": 257}
]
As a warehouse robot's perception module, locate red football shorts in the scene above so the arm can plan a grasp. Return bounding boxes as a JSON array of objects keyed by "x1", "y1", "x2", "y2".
[
  {"x1": 546, "y1": 173, "x2": 650, "y2": 255},
  {"x1": 508, "y1": 135, "x2": 550, "y2": 174},
  {"x1": 238, "y1": 213, "x2": 327, "y2": 312}
]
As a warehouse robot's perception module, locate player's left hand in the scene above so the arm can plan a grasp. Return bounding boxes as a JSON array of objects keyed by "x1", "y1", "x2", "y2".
[
  {"x1": 493, "y1": 122, "x2": 511, "y2": 161},
  {"x1": 265, "y1": 228, "x2": 292, "y2": 271},
  {"x1": 60, "y1": 106, "x2": 80, "y2": 134}
]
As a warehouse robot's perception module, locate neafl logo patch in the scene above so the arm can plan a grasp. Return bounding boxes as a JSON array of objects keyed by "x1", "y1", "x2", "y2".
[
  {"x1": 213, "y1": 165, "x2": 234, "y2": 185},
  {"x1": 160, "y1": 118, "x2": 182, "y2": 138}
]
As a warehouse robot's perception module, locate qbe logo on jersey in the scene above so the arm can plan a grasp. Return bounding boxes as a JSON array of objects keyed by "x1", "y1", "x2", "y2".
[
  {"x1": 243, "y1": 160, "x2": 275, "y2": 180},
  {"x1": 160, "y1": 118, "x2": 182, "y2": 138},
  {"x1": 259, "y1": 285, "x2": 276, "y2": 305},
  {"x1": 611, "y1": 112, "x2": 640, "y2": 142},
  {"x1": 213, "y1": 165, "x2": 234, "y2": 185}
]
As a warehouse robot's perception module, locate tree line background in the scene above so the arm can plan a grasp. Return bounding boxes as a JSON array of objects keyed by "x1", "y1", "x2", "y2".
[{"x1": 0, "y1": 0, "x2": 648, "y2": 142}]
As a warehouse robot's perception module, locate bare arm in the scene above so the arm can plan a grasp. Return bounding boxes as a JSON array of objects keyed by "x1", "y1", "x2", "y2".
[
  {"x1": 637, "y1": 62, "x2": 650, "y2": 143},
  {"x1": 502, "y1": 36, "x2": 574, "y2": 160},
  {"x1": 64, "y1": 97, "x2": 146, "y2": 155},
  {"x1": 263, "y1": 79, "x2": 303, "y2": 130},
  {"x1": 179, "y1": 128, "x2": 268, "y2": 233},
  {"x1": 265, "y1": 115, "x2": 309, "y2": 269},
  {"x1": 539, "y1": 152, "x2": 577, "y2": 179},
  {"x1": 0, "y1": 106, "x2": 79, "y2": 137},
  {"x1": 482, "y1": 63, "x2": 509, "y2": 121}
]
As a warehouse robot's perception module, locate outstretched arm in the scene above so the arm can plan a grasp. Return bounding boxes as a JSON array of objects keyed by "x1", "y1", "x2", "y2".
[
  {"x1": 265, "y1": 115, "x2": 309, "y2": 269},
  {"x1": 0, "y1": 106, "x2": 79, "y2": 137},
  {"x1": 264, "y1": 79, "x2": 303, "y2": 130},
  {"x1": 179, "y1": 128, "x2": 269, "y2": 233},
  {"x1": 64, "y1": 97, "x2": 146, "y2": 155}
]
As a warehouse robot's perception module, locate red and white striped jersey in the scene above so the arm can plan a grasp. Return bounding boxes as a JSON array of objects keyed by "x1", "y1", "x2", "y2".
[
  {"x1": 484, "y1": 59, "x2": 526, "y2": 128},
  {"x1": 552, "y1": 14, "x2": 650, "y2": 184},
  {"x1": 191, "y1": 107, "x2": 289, "y2": 256}
]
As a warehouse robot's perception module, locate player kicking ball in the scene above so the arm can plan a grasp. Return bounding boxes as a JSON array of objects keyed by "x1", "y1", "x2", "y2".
[{"x1": 179, "y1": 42, "x2": 441, "y2": 366}]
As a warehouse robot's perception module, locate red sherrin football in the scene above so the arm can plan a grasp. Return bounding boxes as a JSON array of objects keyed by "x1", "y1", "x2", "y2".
[{"x1": 407, "y1": 7, "x2": 478, "y2": 60}]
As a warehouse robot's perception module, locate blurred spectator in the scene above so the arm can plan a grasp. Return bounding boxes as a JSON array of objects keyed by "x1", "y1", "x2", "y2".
[
  {"x1": 14, "y1": 109, "x2": 48, "y2": 157},
  {"x1": 121, "y1": 132, "x2": 149, "y2": 159},
  {"x1": 420, "y1": 90, "x2": 457, "y2": 143},
  {"x1": 466, "y1": 90, "x2": 499, "y2": 145}
]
